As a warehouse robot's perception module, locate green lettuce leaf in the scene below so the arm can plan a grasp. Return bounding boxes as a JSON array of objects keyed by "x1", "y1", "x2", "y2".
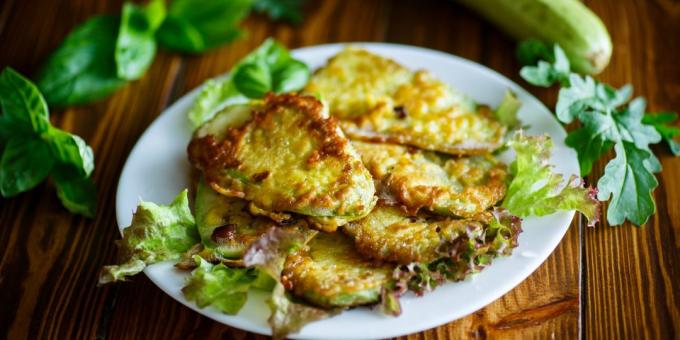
[
  {"x1": 495, "y1": 90, "x2": 521, "y2": 128},
  {"x1": 501, "y1": 133, "x2": 599, "y2": 226},
  {"x1": 99, "y1": 190, "x2": 199, "y2": 284},
  {"x1": 182, "y1": 256, "x2": 258, "y2": 314}
]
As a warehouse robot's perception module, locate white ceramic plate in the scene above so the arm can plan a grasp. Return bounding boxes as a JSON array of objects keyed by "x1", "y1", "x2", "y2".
[{"x1": 116, "y1": 43, "x2": 578, "y2": 339}]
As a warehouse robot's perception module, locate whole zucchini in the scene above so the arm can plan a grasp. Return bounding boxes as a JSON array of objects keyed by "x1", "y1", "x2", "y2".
[{"x1": 458, "y1": 0, "x2": 612, "y2": 74}]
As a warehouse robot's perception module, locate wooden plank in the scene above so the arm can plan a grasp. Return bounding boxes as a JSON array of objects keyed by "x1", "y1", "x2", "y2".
[
  {"x1": 0, "y1": 1, "x2": 182, "y2": 339},
  {"x1": 582, "y1": 0, "x2": 680, "y2": 338}
]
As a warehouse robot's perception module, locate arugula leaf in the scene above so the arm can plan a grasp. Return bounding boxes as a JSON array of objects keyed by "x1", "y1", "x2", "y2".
[
  {"x1": 35, "y1": 15, "x2": 125, "y2": 106},
  {"x1": 597, "y1": 142, "x2": 658, "y2": 226},
  {"x1": 188, "y1": 38, "x2": 310, "y2": 127},
  {"x1": 115, "y1": 0, "x2": 166, "y2": 80},
  {"x1": 519, "y1": 42, "x2": 570, "y2": 88},
  {"x1": 156, "y1": 0, "x2": 252, "y2": 53},
  {"x1": 0, "y1": 137, "x2": 54, "y2": 197},
  {"x1": 252, "y1": 0, "x2": 305, "y2": 24},
  {"x1": 643, "y1": 112, "x2": 680, "y2": 156},
  {"x1": 99, "y1": 190, "x2": 199, "y2": 284},
  {"x1": 182, "y1": 256, "x2": 258, "y2": 314},
  {"x1": 565, "y1": 128, "x2": 614, "y2": 176},
  {"x1": 501, "y1": 133, "x2": 599, "y2": 226}
]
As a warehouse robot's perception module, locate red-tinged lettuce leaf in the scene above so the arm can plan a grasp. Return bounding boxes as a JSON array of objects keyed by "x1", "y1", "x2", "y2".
[
  {"x1": 182, "y1": 255, "x2": 258, "y2": 314},
  {"x1": 243, "y1": 226, "x2": 336, "y2": 339},
  {"x1": 390, "y1": 208, "x2": 522, "y2": 297},
  {"x1": 268, "y1": 282, "x2": 339, "y2": 339},
  {"x1": 99, "y1": 190, "x2": 199, "y2": 284},
  {"x1": 242, "y1": 226, "x2": 316, "y2": 279},
  {"x1": 502, "y1": 132, "x2": 600, "y2": 226},
  {"x1": 378, "y1": 286, "x2": 402, "y2": 316}
]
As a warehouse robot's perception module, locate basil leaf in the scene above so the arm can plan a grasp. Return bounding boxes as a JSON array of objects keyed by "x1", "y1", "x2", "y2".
[
  {"x1": 35, "y1": 15, "x2": 125, "y2": 106},
  {"x1": 233, "y1": 61, "x2": 272, "y2": 98},
  {"x1": 252, "y1": 0, "x2": 305, "y2": 24},
  {"x1": 272, "y1": 59, "x2": 309, "y2": 93},
  {"x1": 115, "y1": 0, "x2": 166, "y2": 80},
  {"x1": 157, "y1": 0, "x2": 251, "y2": 53},
  {"x1": 0, "y1": 68, "x2": 50, "y2": 133},
  {"x1": 52, "y1": 165, "x2": 97, "y2": 218},
  {"x1": 0, "y1": 137, "x2": 54, "y2": 197},
  {"x1": 45, "y1": 127, "x2": 95, "y2": 178},
  {"x1": 188, "y1": 38, "x2": 309, "y2": 127}
]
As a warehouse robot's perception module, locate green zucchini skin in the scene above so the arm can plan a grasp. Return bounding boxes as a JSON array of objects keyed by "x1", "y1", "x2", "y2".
[{"x1": 459, "y1": 0, "x2": 612, "y2": 75}]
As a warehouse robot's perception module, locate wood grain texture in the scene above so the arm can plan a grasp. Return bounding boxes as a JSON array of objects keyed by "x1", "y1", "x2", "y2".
[{"x1": 0, "y1": 0, "x2": 676, "y2": 339}]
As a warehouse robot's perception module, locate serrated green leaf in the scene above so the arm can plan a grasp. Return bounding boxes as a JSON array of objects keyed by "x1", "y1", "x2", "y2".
[
  {"x1": 565, "y1": 127, "x2": 614, "y2": 176},
  {"x1": 597, "y1": 142, "x2": 658, "y2": 226}
]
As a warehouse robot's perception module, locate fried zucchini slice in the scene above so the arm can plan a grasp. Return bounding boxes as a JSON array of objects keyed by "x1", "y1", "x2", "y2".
[
  {"x1": 304, "y1": 47, "x2": 507, "y2": 155},
  {"x1": 188, "y1": 94, "x2": 376, "y2": 231},
  {"x1": 195, "y1": 177, "x2": 275, "y2": 259},
  {"x1": 353, "y1": 141, "x2": 507, "y2": 217},
  {"x1": 343, "y1": 206, "x2": 520, "y2": 265},
  {"x1": 282, "y1": 232, "x2": 393, "y2": 308}
]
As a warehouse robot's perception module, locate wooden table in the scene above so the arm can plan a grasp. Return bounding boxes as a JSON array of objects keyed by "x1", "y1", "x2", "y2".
[{"x1": 1, "y1": 0, "x2": 678, "y2": 338}]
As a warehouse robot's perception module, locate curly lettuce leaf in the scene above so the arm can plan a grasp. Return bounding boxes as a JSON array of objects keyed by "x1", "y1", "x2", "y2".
[
  {"x1": 243, "y1": 227, "x2": 334, "y2": 339},
  {"x1": 99, "y1": 190, "x2": 199, "y2": 284},
  {"x1": 501, "y1": 133, "x2": 599, "y2": 226},
  {"x1": 182, "y1": 256, "x2": 258, "y2": 314}
]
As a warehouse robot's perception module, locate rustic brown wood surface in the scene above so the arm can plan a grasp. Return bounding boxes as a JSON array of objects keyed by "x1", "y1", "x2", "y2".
[{"x1": 0, "y1": 0, "x2": 678, "y2": 339}]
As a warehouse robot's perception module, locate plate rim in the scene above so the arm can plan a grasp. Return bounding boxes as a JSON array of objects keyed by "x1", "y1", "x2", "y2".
[{"x1": 115, "y1": 42, "x2": 575, "y2": 339}]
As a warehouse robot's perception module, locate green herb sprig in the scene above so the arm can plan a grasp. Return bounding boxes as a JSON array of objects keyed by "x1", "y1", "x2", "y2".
[
  {"x1": 517, "y1": 40, "x2": 679, "y2": 226},
  {"x1": 0, "y1": 68, "x2": 97, "y2": 217}
]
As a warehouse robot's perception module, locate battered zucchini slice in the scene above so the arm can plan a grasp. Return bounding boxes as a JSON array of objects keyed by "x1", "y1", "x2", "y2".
[
  {"x1": 282, "y1": 232, "x2": 393, "y2": 308},
  {"x1": 194, "y1": 177, "x2": 275, "y2": 259},
  {"x1": 353, "y1": 141, "x2": 507, "y2": 217},
  {"x1": 343, "y1": 206, "x2": 520, "y2": 265},
  {"x1": 188, "y1": 94, "x2": 376, "y2": 231},
  {"x1": 304, "y1": 47, "x2": 507, "y2": 155}
]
